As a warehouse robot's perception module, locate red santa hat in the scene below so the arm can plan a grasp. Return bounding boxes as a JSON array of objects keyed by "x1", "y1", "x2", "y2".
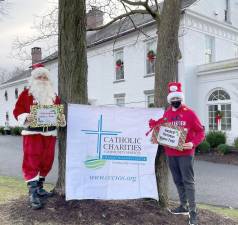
[
  {"x1": 31, "y1": 63, "x2": 50, "y2": 79},
  {"x1": 167, "y1": 82, "x2": 184, "y2": 104}
]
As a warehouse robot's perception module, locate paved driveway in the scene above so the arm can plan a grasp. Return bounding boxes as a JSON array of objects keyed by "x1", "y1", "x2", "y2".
[{"x1": 0, "y1": 136, "x2": 238, "y2": 208}]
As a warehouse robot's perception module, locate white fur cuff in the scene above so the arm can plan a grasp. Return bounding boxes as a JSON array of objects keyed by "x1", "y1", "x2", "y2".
[{"x1": 17, "y1": 113, "x2": 30, "y2": 127}]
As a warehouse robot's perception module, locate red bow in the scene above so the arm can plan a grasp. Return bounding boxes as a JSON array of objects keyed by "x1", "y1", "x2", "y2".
[
  {"x1": 116, "y1": 64, "x2": 122, "y2": 70},
  {"x1": 147, "y1": 54, "x2": 155, "y2": 62},
  {"x1": 215, "y1": 115, "x2": 222, "y2": 124},
  {"x1": 146, "y1": 117, "x2": 165, "y2": 136}
]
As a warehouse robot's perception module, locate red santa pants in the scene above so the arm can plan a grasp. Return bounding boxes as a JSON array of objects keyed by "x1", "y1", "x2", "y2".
[{"x1": 22, "y1": 134, "x2": 56, "y2": 181}]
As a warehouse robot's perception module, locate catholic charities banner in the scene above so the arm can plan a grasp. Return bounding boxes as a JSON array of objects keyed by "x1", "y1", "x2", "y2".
[{"x1": 66, "y1": 104, "x2": 164, "y2": 200}]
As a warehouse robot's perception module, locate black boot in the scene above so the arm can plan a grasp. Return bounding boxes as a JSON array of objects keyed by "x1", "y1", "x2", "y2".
[
  {"x1": 37, "y1": 177, "x2": 53, "y2": 197},
  {"x1": 27, "y1": 181, "x2": 42, "y2": 210}
]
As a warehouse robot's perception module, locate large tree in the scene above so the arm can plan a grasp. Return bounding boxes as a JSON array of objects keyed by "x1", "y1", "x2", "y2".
[
  {"x1": 154, "y1": 0, "x2": 182, "y2": 207},
  {"x1": 55, "y1": 0, "x2": 88, "y2": 195}
]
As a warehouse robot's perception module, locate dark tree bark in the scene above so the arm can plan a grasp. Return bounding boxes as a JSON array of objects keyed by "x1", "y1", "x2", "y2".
[
  {"x1": 154, "y1": 0, "x2": 182, "y2": 207},
  {"x1": 55, "y1": 0, "x2": 88, "y2": 195}
]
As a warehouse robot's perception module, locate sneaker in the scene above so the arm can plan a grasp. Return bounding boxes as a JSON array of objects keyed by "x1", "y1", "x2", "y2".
[
  {"x1": 169, "y1": 205, "x2": 189, "y2": 215},
  {"x1": 189, "y1": 211, "x2": 198, "y2": 225}
]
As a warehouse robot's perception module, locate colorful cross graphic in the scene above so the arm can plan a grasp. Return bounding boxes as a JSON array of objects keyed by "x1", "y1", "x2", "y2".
[{"x1": 81, "y1": 115, "x2": 121, "y2": 159}]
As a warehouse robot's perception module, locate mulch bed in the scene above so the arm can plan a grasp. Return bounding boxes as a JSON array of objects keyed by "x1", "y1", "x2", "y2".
[
  {"x1": 196, "y1": 150, "x2": 238, "y2": 166},
  {"x1": 0, "y1": 195, "x2": 237, "y2": 225}
]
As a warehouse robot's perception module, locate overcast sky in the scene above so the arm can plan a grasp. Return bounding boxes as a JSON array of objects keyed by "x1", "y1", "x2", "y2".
[{"x1": 0, "y1": 0, "x2": 57, "y2": 72}]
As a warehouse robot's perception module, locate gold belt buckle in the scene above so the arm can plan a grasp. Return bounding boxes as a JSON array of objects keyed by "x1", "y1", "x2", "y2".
[{"x1": 42, "y1": 126, "x2": 49, "y2": 132}]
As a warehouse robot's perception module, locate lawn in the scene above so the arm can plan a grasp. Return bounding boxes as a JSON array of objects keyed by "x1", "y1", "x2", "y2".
[
  {"x1": 0, "y1": 176, "x2": 53, "y2": 203},
  {"x1": 0, "y1": 176, "x2": 237, "y2": 225},
  {"x1": 198, "y1": 203, "x2": 238, "y2": 220}
]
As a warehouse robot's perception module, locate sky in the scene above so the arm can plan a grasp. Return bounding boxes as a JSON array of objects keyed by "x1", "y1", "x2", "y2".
[{"x1": 0, "y1": 0, "x2": 57, "y2": 72}]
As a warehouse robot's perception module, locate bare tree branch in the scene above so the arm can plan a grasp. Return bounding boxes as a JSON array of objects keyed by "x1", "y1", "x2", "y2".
[
  {"x1": 11, "y1": 0, "x2": 160, "y2": 61},
  {"x1": 154, "y1": 0, "x2": 159, "y2": 11},
  {"x1": 112, "y1": 17, "x2": 127, "y2": 51},
  {"x1": 120, "y1": 0, "x2": 145, "y2": 6},
  {"x1": 11, "y1": 4, "x2": 58, "y2": 62},
  {"x1": 121, "y1": 0, "x2": 157, "y2": 19},
  {"x1": 0, "y1": 66, "x2": 25, "y2": 83},
  {"x1": 87, "y1": 9, "x2": 149, "y2": 31},
  {"x1": 121, "y1": 1, "x2": 150, "y2": 39}
]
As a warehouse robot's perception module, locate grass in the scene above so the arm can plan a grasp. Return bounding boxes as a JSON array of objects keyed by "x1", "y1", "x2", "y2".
[
  {"x1": 0, "y1": 176, "x2": 53, "y2": 203},
  {"x1": 0, "y1": 176, "x2": 238, "y2": 222},
  {"x1": 198, "y1": 203, "x2": 238, "y2": 220}
]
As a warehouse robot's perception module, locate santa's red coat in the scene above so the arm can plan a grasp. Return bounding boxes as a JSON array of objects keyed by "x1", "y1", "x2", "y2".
[{"x1": 13, "y1": 89, "x2": 61, "y2": 181}]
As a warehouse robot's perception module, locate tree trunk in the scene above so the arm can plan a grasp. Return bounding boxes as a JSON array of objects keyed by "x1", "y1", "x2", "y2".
[
  {"x1": 55, "y1": 0, "x2": 88, "y2": 195},
  {"x1": 154, "y1": 0, "x2": 182, "y2": 208}
]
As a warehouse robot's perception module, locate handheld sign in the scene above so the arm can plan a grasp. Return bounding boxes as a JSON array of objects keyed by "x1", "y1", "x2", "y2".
[
  {"x1": 30, "y1": 104, "x2": 64, "y2": 127},
  {"x1": 153, "y1": 123, "x2": 187, "y2": 151}
]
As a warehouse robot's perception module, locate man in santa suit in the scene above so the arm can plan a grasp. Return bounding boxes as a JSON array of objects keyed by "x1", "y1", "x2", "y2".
[{"x1": 13, "y1": 63, "x2": 66, "y2": 209}]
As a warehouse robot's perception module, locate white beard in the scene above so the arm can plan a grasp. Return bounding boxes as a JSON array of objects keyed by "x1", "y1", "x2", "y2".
[{"x1": 29, "y1": 79, "x2": 55, "y2": 105}]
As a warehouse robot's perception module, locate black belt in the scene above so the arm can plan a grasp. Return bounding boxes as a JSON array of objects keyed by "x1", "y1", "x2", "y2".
[{"x1": 26, "y1": 126, "x2": 57, "y2": 132}]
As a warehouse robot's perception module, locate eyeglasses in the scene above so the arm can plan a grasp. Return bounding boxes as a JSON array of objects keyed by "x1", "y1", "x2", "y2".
[{"x1": 36, "y1": 75, "x2": 49, "y2": 81}]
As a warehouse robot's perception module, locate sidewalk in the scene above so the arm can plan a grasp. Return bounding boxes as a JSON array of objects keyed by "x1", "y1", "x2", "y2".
[{"x1": 169, "y1": 160, "x2": 238, "y2": 208}]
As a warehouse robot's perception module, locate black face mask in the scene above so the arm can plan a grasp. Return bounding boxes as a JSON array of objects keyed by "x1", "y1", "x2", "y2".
[{"x1": 171, "y1": 101, "x2": 181, "y2": 109}]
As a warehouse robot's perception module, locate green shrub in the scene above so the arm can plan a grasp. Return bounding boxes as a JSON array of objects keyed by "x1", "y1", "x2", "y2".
[
  {"x1": 217, "y1": 144, "x2": 230, "y2": 155},
  {"x1": 234, "y1": 137, "x2": 238, "y2": 150},
  {"x1": 0, "y1": 126, "x2": 4, "y2": 135},
  {"x1": 196, "y1": 141, "x2": 210, "y2": 153},
  {"x1": 10, "y1": 127, "x2": 23, "y2": 136},
  {"x1": 148, "y1": 103, "x2": 155, "y2": 108},
  {"x1": 206, "y1": 131, "x2": 226, "y2": 148}
]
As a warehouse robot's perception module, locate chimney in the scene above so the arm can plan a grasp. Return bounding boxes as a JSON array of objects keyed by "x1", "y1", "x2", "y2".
[
  {"x1": 87, "y1": 6, "x2": 104, "y2": 29},
  {"x1": 31, "y1": 47, "x2": 42, "y2": 65}
]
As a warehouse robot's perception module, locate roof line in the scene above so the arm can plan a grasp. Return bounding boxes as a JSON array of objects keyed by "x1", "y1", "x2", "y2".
[
  {"x1": 0, "y1": 78, "x2": 28, "y2": 89},
  {"x1": 87, "y1": 20, "x2": 156, "y2": 48}
]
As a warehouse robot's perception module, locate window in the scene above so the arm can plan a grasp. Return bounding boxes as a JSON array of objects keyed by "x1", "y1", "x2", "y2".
[
  {"x1": 208, "y1": 89, "x2": 231, "y2": 131},
  {"x1": 234, "y1": 44, "x2": 238, "y2": 58},
  {"x1": 144, "y1": 90, "x2": 155, "y2": 107},
  {"x1": 205, "y1": 35, "x2": 215, "y2": 63},
  {"x1": 114, "y1": 93, "x2": 125, "y2": 107},
  {"x1": 15, "y1": 88, "x2": 18, "y2": 99},
  {"x1": 147, "y1": 95, "x2": 155, "y2": 108},
  {"x1": 4, "y1": 90, "x2": 8, "y2": 101},
  {"x1": 146, "y1": 40, "x2": 156, "y2": 75},
  {"x1": 208, "y1": 90, "x2": 230, "y2": 101},
  {"x1": 6, "y1": 112, "x2": 9, "y2": 121},
  {"x1": 114, "y1": 49, "x2": 124, "y2": 80}
]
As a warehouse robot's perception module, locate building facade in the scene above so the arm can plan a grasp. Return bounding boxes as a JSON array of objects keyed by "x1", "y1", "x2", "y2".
[{"x1": 0, "y1": 0, "x2": 238, "y2": 143}]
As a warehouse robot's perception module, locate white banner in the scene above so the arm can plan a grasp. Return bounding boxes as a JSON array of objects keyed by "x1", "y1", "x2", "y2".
[{"x1": 66, "y1": 104, "x2": 164, "y2": 200}]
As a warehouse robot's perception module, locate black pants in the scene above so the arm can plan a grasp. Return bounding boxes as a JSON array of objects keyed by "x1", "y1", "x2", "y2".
[{"x1": 168, "y1": 156, "x2": 196, "y2": 212}]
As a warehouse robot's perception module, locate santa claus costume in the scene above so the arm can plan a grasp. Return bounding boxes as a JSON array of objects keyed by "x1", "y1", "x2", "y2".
[{"x1": 13, "y1": 63, "x2": 66, "y2": 209}]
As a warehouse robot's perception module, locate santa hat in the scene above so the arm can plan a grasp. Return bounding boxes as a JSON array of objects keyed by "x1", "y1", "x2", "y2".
[
  {"x1": 31, "y1": 63, "x2": 50, "y2": 79},
  {"x1": 167, "y1": 82, "x2": 184, "y2": 104}
]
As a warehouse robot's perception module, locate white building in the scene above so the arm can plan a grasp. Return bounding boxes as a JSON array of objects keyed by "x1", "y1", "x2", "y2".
[{"x1": 1, "y1": 0, "x2": 238, "y2": 144}]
